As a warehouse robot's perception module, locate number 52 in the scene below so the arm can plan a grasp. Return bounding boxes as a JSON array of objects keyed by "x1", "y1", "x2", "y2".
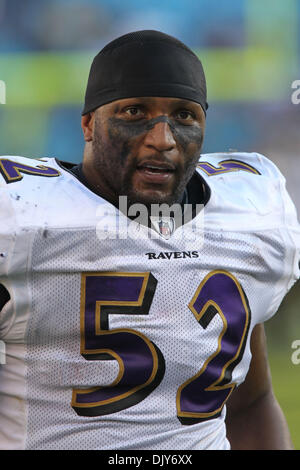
[{"x1": 72, "y1": 270, "x2": 251, "y2": 424}]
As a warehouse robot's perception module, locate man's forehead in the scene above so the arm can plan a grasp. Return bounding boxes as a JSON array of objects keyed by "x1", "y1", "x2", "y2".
[
  {"x1": 101, "y1": 96, "x2": 205, "y2": 114},
  {"x1": 112, "y1": 96, "x2": 201, "y2": 106}
]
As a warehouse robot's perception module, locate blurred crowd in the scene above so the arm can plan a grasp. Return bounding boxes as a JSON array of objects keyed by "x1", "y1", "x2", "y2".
[{"x1": 0, "y1": 0, "x2": 246, "y2": 52}]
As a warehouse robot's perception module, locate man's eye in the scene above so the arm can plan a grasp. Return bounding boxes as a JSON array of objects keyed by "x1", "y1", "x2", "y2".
[
  {"x1": 176, "y1": 110, "x2": 195, "y2": 121},
  {"x1": 124, "y1": 107, "x2": 143, "y2": 117}
]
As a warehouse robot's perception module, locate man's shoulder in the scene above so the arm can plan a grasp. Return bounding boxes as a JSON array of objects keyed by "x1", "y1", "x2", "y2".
[
  {"x1": 195, "y1": 151, "x2": 299, "y2": 233},
  {"x1": 0, "y1": 155, "x2": 62, "y2": 187},
  {"x1": 0, "y1": 155, "x2": 81, "y2": 226},
  {"x1": 0, "y1": 155, "x2": 107, "y2": 230},
  {"x1": 197, "y1": 151, "x2": 284, "y2": 181}
]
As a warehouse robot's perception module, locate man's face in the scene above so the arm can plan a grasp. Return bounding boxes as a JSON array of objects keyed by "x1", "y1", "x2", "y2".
[{"x1": 86, "y1": 96, "x2": 205, "y2": 207}]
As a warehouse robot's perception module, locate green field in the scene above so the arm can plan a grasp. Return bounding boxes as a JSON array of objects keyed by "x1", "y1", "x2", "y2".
[{"x1": 268, "y1": 350, "x2": 300, "y2": 450}]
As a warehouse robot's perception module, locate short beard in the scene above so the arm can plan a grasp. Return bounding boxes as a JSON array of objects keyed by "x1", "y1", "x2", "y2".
[{"x1": 121, "y1": 155, "x2": 199, "y2": 210}]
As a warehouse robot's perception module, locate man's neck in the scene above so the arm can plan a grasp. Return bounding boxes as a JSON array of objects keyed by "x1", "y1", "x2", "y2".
[{"x1": 67, "y1": 162, "x2": 210, "y2": 223}]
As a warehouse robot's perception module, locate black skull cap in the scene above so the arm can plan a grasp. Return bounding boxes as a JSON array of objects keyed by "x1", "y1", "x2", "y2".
[{"x1": 82, "y1": 30, "x2": 208, "y2": 116}]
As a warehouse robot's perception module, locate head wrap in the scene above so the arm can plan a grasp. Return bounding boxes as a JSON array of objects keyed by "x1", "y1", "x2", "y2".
[{"x1": 82, "y1": 30, "x2": 208, "y2": 116}]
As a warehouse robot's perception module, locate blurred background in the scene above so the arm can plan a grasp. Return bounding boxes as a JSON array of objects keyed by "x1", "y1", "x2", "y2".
[{"x1": 0, "y1": 0, "x2": 299, "y2": 448}]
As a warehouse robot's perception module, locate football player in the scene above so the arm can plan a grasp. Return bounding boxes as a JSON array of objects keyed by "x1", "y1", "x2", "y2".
[{"x1": 0, "y1": 30, "x2": 299, "y2": 450}]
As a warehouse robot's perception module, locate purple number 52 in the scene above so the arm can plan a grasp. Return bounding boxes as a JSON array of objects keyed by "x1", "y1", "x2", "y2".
[{"x1": 72, "y1": 270, "x2": 251, "y2": 423}]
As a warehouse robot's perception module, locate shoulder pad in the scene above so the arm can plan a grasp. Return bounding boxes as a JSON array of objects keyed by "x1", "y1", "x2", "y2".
[
  {"x1": 0, "y1": 155, "x2": 60, "y2": 185},
  {"x1": 197, "y1": 152, "x2": 284, "y2": 181}
]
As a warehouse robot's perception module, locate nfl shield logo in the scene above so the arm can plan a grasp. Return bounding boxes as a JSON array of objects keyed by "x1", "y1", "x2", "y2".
[
  {"x1": 151, "y1": 217, "x2": 175, "y2": 239},
  {"x1": 159, "y1": 219, "x2": 171, "y2": 238}
]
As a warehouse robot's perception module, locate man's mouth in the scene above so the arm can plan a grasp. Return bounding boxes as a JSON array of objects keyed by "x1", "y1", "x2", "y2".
[{"x1": 136, "y1": 161, "x2": 176, "y2": 183}]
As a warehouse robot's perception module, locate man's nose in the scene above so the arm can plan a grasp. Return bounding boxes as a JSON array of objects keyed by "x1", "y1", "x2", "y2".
[{"x1": 143, "y1": 120, "x2": 176, "y2": 152}]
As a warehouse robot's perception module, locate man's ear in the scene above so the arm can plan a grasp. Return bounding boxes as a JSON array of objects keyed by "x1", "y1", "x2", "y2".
[{"x1": 81, "y1": 112, "x2": 95, "y2": 142}]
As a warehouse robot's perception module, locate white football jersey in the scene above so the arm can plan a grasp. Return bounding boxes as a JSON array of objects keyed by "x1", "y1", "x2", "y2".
[{"x1": 0, "y1": 152, "x2": 299, "y2": 450}]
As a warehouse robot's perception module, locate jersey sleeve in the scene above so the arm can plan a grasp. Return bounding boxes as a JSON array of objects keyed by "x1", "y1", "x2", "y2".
[
  {"x1": 264, "y1": 159, "x2": 300, "y2": 321},
  {"x1": 199, "y1": 151, "x2": 300, "y2": 323}
]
